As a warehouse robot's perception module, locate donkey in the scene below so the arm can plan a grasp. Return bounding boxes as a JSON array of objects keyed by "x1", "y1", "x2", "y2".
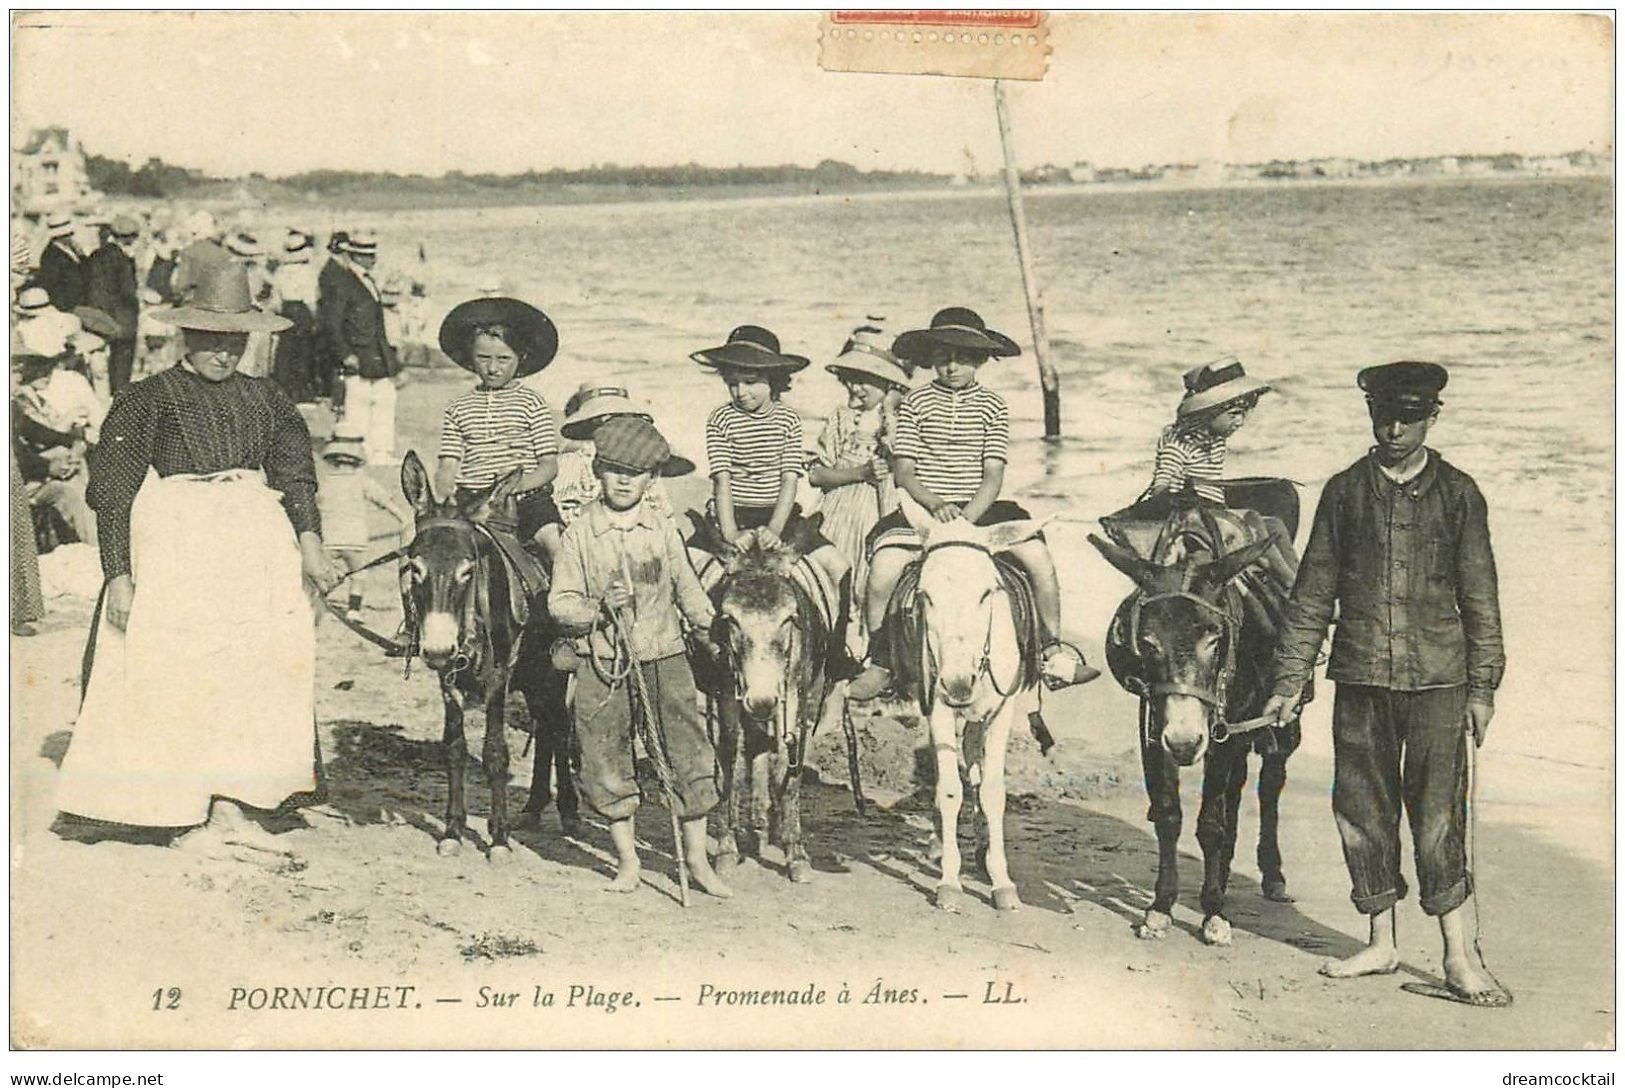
[
  {"x1": 1090, "y1": 507, "x2": 1300, "y2": 945},
  {"x1": 399, "y1": 451, "x2": 576, "y2": 860},
  {"x1": 886, "y1": 505, "x2": 1047, "y2": 913},
  {"x1": 700, "y1": 524, "x2": 863, "y2": 882}
]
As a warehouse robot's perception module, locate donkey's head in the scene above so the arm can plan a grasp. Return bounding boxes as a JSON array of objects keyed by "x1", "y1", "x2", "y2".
[
  {"x1": 400, "y1": 452, "x2": 523, "y2": 670},
  {"x1": 715, "y1": 534, "x2": 808, "y2": 724},
  {"x1": 1091, "y1": 532, "x2": 1272, "y2": 766},
  {"x1": 903, "y1": 502, "x2": 1042, "y2": 714}
]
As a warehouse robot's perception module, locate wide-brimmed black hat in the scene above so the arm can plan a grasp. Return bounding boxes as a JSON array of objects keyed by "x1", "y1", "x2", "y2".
[
  {"x1": 437, "y1": 297, "x2": 559, "y2": 377},
  {"x1": 690, "y1": 325, "x2": 809, "y2": 373},
  {"x1": 1358, "y1": 361, "x2": 1447, "y2": 417},
  {"x1": 892, "y1": 306, "x2": 1021, "y2": 362}
]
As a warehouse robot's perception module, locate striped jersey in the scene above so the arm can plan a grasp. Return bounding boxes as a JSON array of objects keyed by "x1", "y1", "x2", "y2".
[
  {"x1": 705, "y1": 400, "x2": 804, "y2": 509},
  {"x1": 439, "y1": 383, "x2": 558, "y2": 489},
  {"x1": 1149, "y1": 424, "x2": 1226, "y2": 502},
  {"x1": 891, "y1": 381, "x2": 1009, "y2": 505}
]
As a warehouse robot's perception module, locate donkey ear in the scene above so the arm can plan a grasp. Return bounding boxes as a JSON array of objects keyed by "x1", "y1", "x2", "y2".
[
  {"x1": 898, "y1": 492, "x2": 937, "y2": 539},
  {"x1": 1196, "y1": 537, "x2": 1275, "y2": 589},
  {"x1": 980, "y1": 518, "x2": 1042, "y2": 553},
  {"x1": 401, "y1": 451, "x2": 436, "y2": 520},
  {"x1": 1088, "y1": 533, "x2": 1157, "y2": 586}
]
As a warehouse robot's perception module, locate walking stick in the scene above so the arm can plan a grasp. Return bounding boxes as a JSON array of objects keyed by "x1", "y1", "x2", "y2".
[{"x1": 606, "y1": 596, "x2": 691, "y2": 908}]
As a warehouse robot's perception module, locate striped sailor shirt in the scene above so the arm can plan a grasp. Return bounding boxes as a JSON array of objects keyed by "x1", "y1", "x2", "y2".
[
  {"x1": 1149, "y1": 424, "x2": 1227, "y2": 503},
  {"x1": 439, "y1": 382, "x2": 559, "y2": 489},
  {"x1": 705, "y1": 400, "x2": 805, "y2": 509},
  {"x1": 892, "y1": 380, "x2": 1009, "y2": 506}
]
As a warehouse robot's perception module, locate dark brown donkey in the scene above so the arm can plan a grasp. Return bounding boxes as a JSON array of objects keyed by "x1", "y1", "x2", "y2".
[
  {"x1": 399, "y1": 451, "x2": 575, "y2": 860},
  {"x1": 693, "y1": 522, "x2": 864, "y2": 882},
  {"x1": 1090, "y1": 506, "x2": 1301, "y2": 946}
]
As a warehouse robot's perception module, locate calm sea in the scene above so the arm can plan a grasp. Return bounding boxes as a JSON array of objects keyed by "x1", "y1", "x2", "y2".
[{"x1": 367, "y1": 176, "x2": 1612, "y2": 540}]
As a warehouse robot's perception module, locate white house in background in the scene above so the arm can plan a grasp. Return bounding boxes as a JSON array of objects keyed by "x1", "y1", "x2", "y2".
[{"x1": 13, "y1": 127, "x2": 92, "y2": 210}]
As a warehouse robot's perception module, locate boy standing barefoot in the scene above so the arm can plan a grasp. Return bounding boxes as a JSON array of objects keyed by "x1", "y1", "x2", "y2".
[
  {"x1": 1264, "y1": 362, "x2": 1509, "y2": 1006},
  {"x1": 548, "y1": 417, "x2": 731, "y2": 898}
]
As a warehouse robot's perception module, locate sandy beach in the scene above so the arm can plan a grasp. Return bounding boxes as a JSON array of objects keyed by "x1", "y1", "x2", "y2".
[{"x1": 10, "y1": 355, "x2": 1612, "y2": 1048}]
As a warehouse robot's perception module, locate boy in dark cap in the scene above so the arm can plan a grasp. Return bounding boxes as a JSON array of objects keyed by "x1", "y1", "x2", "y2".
[
  {"x1": 548, "y1": 416, "x2": 732, "y2": 899},
  {"x1": 1263, "y1": 361, "x2": 1509, "y2": 1006}
]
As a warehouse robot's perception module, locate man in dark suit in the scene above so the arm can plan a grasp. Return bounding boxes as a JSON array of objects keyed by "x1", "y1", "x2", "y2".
[
  {"x1": 319, "y1": 231, "x2": 400, "y2": 462},
  {"x1": 36, "y1": 213, "x2": 86, "y2": 313},
  {"x1": 84, "y1": 216, "x2": 141, "y2": 394},
  {"x1": 314, "y1": 231, "x2": 350, "y2": 407}
]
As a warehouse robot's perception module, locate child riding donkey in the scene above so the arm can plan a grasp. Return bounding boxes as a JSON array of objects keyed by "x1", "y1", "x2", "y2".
[
  {"x1": 686, "y1": 324, "x2": 857, "y2": 679},
  {"x1": 849, "y1": 307, "x2": 1097, "y2": 702}
]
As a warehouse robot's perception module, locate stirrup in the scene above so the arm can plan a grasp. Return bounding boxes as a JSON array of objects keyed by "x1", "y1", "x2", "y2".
[{"x1": 1041, "y1": 640, "x2": 1100, "y2": 690}]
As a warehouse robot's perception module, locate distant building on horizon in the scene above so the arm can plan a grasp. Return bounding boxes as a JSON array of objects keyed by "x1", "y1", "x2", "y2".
[{"x1": 13, "y1": 126, "x2": 92, "y2": 211}]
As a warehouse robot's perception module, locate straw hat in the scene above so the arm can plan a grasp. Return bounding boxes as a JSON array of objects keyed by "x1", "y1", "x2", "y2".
[
  {"x1": 560, "y1": 382, "x2": 652, "y2": 441},
  {"x1": 16, "y1": 286, "x2": 51, "y2": 312},
  {"x1": 592, "y1": 416, "x2": 695, "y2": 478},
  {"x1": 283, "y1": 230, "x2": 315, "y2": 263},
  {"x1": 108, "y1": 215, "x2": 140, "y2": 240},
  {"x1": 827, "y1": 330, "x2": 910, "y2": 391},
  {"x1": 151, "y1": 263, "x2": 291, "y2": 334},
  {"x1": 225, "y1": 231, "x2": 262, "y2": 259},
  {"x1": 322, "y1": 420, "x2": 367, "y2": 466},
  {"x1": 437, "y1": 296, "x2": 559, "y2": 377},
  {"x1": 690, "y1": 325, "x2": 809, "y2": 373},
  {"x1": 1176, "y1": 358, "x2": 1272, "y2": 419},
  {"x1": 45, "y1": 213, "x2": 73, "y2": 238},
  {"x1": 893, "y1": 307, "x2": 1021, "y2": 362},
  {"x1": 339, "y1": 230, "x2": 377, "y2": 257}
]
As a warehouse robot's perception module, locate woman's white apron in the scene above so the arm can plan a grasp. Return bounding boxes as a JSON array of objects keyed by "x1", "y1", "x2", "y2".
[{"x1": 56, "y1": 469, "x2": 318, "y2": 827}]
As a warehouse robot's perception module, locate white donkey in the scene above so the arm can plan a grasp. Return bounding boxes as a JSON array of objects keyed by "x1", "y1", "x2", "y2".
[{"x1": 889, "y1": 500, "x2": 1048, "y2": 913}]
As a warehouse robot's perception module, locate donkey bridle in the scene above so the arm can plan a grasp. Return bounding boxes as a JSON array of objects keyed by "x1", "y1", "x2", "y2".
[
  {"x1": 914, "y1": 539, "x2": 1024, "y2": 712},
  {"x1": 1125, "y1": 587, "x2": 1240, "y2": 739}
]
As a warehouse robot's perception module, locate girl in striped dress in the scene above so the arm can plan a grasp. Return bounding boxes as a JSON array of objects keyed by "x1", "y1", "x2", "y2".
[
  {"x1": 1144, "y1": 358, "x2": 1271, "y2": 503},
  {"x1": 433, "y1": 298, "x2": 561, "y2": 563},
  {"x1": 691, "y1": 325, "x2": 855, "y2": 671}
]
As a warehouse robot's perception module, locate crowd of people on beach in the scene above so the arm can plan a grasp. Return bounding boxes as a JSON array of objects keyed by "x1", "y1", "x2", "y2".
[
  {"x1": 8, "y1": 205, "x2": 435, "y2": 635},
  {"x1": 13, "y1": 202, "x2": 1510, "y2": 1006}
]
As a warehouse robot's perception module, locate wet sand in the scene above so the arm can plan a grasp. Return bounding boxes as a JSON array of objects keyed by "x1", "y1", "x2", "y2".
[{"x1": 9, "y1": 369, "x2": 1612, "y2": 1049}]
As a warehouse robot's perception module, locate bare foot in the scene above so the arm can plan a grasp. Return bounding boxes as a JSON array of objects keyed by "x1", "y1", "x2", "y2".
[
  {"x1": 607, "y1": 858, "x2": 641, "y2": 893},
  {"x1": 688, "y1": 859, "x2": 734, "y2": 899},
  {"x1": 1444, "y1": 949, "x2": 1508, "y2": 1003},
  {"x1": 1320, "y1": 942, "x2": 1400, "y2": 978}
]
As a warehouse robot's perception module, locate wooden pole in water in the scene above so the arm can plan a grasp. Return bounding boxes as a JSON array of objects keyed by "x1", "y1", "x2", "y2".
[{"x1": 994, "y1": 79, "x2": 1061, "y2": 439}]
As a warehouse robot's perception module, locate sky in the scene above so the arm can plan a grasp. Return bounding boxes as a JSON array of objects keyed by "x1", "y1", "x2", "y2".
[{"x1": 10, "y1": 11, "x2": 1614, "y2": 177}]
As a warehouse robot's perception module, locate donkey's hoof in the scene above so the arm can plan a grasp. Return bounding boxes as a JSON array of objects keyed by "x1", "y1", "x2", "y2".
[
  {"x1": 788, "y1": 859, "x2": 813, "y2": 884},
  {"x1": 488, "y1": 844, "x2": 513, "y2": 866},
  {"x1": 436, "y1": 838, "x2": 462, "y2": 858},
  {"x1": 559, "y1": 815, "x2": 584, "y2": 840},
  {"x1": 1262, "y1": 879, "x2": 1294, "y2": 903},
  {"x1": 1200, "y1": 915, "x2": 1233, "y2": 946},
  {"x1": 514, "y1": 810, "x2": 543, "y2": 831},
  {"x1": 934, "y1": 884, "x2": 966, "y2": 913},
  {"x1": 991, "y1": 885, "x2": 1022, "y2": 912},
  {"x1": 1136, "y1": 910, "x2": 1171, "y2": 940}
]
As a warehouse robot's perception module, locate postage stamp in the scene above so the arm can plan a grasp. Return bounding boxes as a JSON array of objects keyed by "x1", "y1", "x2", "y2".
[{"x1": 819, "y1": 10, "x2": 1051, "y2": 80}]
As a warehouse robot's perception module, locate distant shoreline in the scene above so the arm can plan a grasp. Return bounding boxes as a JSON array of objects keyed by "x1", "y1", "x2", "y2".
[{"x1": 246, "y1": 169, "x2": 1613, "y2": 215}]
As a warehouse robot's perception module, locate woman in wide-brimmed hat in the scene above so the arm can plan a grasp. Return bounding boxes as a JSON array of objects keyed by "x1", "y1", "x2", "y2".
[
  {"x1": 433, "y1": 296, "x2": 562, "y2": 574},
  {"x1": 551, "y1": 380, "x2": 683, "y2": 529},
  {"x1": 808, "y1": 328, "x2": 911, "y2": 638},
  {"x1": 56, "y1": 261, "x2": 339, "y2": 848}
]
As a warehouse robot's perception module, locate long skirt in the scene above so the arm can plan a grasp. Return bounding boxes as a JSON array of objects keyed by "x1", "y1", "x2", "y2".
[{"x1": 56, "y1": 469, "x2": 319, "y2": 827}]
